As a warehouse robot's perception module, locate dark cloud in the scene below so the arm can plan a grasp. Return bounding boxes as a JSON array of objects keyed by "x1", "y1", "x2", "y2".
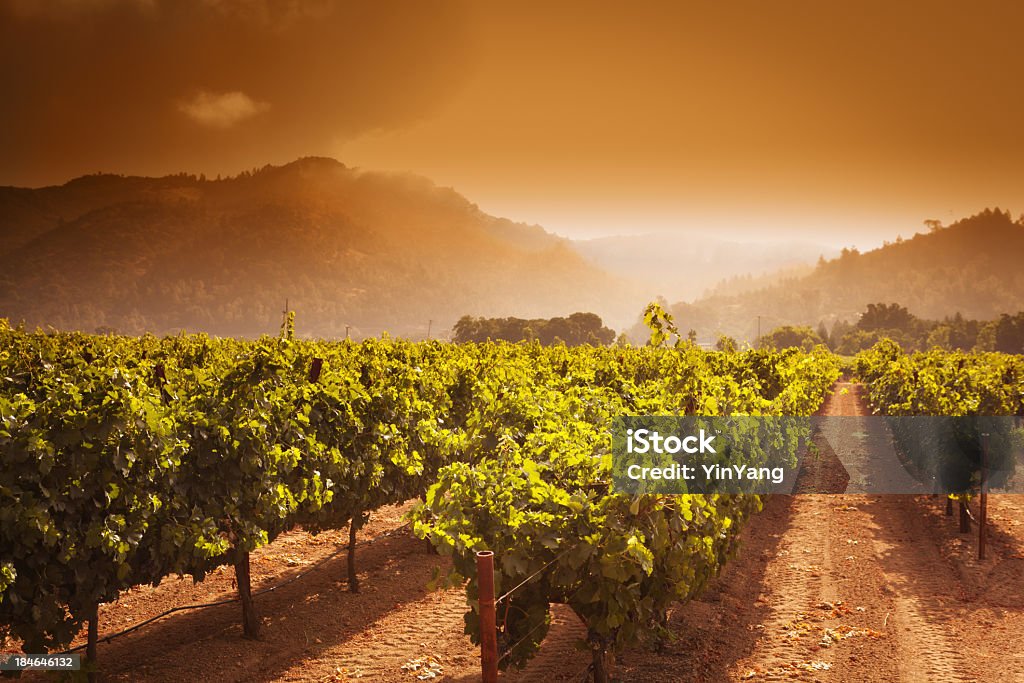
[
  {"x1": 1, "y1": 1, "x2": 1022, "y2": 244},
  {"x1": 0, "y1": 0, "x2": 476, "y2": 185}
]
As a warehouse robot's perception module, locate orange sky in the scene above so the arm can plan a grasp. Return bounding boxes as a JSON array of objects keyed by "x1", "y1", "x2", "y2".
[{"x1": 2, "y1": 0, "x2": 1022, "y2": 246}]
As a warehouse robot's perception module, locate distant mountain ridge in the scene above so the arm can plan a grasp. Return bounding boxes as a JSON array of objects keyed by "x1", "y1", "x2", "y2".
[
  {"x1": 657, "y1": 208, "x2": 1024, "y2": 342},
  {"x1": 0, "y1": 158, "x2": 635, "y2": 338},
  {"x1": 4, "y1": 161, "x2": 1018, "y2": 343},
  {"x1": 574, "y1": 233, "x2": 837, "y2": 303}
]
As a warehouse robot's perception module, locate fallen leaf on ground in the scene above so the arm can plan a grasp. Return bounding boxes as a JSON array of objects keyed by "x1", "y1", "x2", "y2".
[{"x1": 401, "y1": 656, "x2": 444, "y2": 680}]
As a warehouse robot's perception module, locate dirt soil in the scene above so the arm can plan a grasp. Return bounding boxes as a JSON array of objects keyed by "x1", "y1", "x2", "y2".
[{"x1": 15, "y1": 382, "x2": 1024, "y2": 682}]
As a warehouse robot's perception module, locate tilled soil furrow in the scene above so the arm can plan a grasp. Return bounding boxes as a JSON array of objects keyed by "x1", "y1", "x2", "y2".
[
  {"x1": 868, "y1": 496, "x2": 977, "y2": 682},
  {"x1": 731, "y1": 496, "x2": 835, "y2": 680}
]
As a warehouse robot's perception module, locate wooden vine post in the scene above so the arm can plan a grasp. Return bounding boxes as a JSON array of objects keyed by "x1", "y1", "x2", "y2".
[
  {"x1": 476, "y1": 551, "x2": 498, "y2": 683},
  {"x1": 348, "y1": 511, "x2": 362, "y2": 593},
  {"x1": 86, "y1": 603, "x2": 99, "y2": 683}
]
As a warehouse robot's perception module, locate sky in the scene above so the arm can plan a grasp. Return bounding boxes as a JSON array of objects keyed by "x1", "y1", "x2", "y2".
[{"x1": 1, "y1": 0, "x2": 1022, "y2": 247}]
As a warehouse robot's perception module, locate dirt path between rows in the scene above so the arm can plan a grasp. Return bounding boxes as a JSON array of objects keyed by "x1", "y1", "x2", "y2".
[{"x1": 17, "y1": 382, "x2": 1024, "y2": 681}]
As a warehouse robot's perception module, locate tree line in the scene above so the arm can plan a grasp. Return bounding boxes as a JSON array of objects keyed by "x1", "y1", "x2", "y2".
[
  {"x1": 452, "y1": 312, "x2": 616, "y2": 346},
  {"x1": 753, "y1": 303, "x2": 1024, "y2": 354}
]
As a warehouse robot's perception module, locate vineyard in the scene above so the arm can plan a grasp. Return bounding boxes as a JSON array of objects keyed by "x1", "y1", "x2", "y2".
[{"x1": 2, "y1": 315, "x2": 1023, "y2": 682}]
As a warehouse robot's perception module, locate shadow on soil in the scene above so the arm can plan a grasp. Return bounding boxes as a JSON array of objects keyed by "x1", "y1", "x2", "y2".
[
  {"x1": 489, "y1": 495, "x2": 800, "y2": 683},
  {"x1": 861, "y1": 493, "x2": 1024, "y2": 628},
  {"x1": 92, "y1": 529, "x2": 451, "y2": 682}
]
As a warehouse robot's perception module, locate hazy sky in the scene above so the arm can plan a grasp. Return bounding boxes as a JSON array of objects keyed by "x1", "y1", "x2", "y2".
[{"x1": 2, "y1": 0, "x2": 1022, "y2": 246}]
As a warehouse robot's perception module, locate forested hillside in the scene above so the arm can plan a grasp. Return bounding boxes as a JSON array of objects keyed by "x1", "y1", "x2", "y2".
[
  {"x1": 656, "y1": 209, "x2": 1024, "y2": 342},
  {"x1": 0, "y1": 158, "x2": 632, "y2": 338}
]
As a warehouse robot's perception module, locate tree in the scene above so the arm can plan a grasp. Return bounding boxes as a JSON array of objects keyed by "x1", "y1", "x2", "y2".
[
  {"x1": 830, "y1": 320, "x2": 853, "y2": 349},
  {"x1": 975, "y1": 321, "x2": 998, "y2": 351},
  {"x1": 926, "y1": 325, "x2": 952, "y2": 350},
  {"x1": 815, "y1": 321, "x2": 830, "y2": 348},
  {"x1": 760, "y1": 325, "x2": 824, "y2": 351},
  {"x1": 715, "y1": 334, "x2": 737, "y2": 352},
  {"x1": 451, "y1": 313, "x2": 615, "y2": 346},
  {"x1": 453, "y1": 315, "x2": 483, "y2": 343},
  {"x1": 857, "y1": 303, "x2": 917, "y2": 333},
  {"x1": 836, "y1": 329, "x2": 882, "y2": 355},
  {"x1": 994, "y1": 313, "x2": 1024, "y2": 354}
]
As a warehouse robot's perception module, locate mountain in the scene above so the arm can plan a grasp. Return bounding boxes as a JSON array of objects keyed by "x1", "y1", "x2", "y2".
[
  {"x1": 0, "y1": 158, "x2": 635, "y2": 339},
  {"x1": 652, "y1": 209, "x2": 1024, "y2": 343},
  {"x1": 573, "y1": 233, "x2": 837, "y2": 302}
]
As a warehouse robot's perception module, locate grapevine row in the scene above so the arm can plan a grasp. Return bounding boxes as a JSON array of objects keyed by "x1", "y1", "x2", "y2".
[
  {"x1": 853, "y1": 339, "x2": 1022, "y2": 493},
  {"x1": 412, "y1": 308, "x2": 840, "y2": 678},
  {"x1": 1, "y1": 317, "x2": 840, "y2": 681}
]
